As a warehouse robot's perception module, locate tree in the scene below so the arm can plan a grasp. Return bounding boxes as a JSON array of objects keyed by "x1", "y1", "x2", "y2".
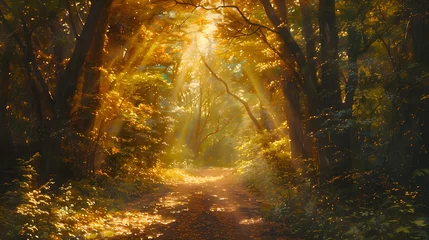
[
  {"x1": 0, "y1": 0, "x2": 113, "y2": 183},
  {"x1": 0, "y1": 36, "x2": 15, "y2": 189}
]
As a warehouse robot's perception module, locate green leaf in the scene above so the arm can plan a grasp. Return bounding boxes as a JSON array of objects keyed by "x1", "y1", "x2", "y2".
[
  {"x1": 395, "y1": 226, "x2": 411, "y2": 233},
  {"x1": 413, "y1": 219, "x2": 427, "y2": 227}
]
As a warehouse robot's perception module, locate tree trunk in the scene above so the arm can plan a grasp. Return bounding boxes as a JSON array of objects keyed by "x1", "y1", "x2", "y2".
[
  {"x1": 77, "y1": 4, "x2": 112, "y2": 174},
  {"x1": 79, "y1": 4, "x2": 110, "y2": 135},
  {"x1": 259, "y1": 0, "x2": 318, "y2": 99},
  {"x1": 409, "y1": 0, "x2": 429, "y2": 170},
  {"x1": 385, "y1": 0, "x2": 429, "y2": 180},
  {"x1": 193, "y1": 82, "x2": 203, "y2": 159},
  {"x1": 41, "y1": 0, "x2": 113, "y2": 183},
  {"x1": 283, "y1": 80, "x2": 310, "y2": 159},
  {"x1": 0, "y1": 41, "x2": 16, "y2": 189},
  {"x1": 299, "y1": 0, "x2": 318, "y2": 88},
  {"x1": 346, "y1": 26, "x2": 360, "y2": 170},
  {"x1": 317, "y1": 0, "x2": 349, "y2": 182},
  {"x1": 260, "y1": 102, "x2": 271, "y2": 131},
  {"x1": 56, "y1": 0, "x2": 113, "y2": 118}
]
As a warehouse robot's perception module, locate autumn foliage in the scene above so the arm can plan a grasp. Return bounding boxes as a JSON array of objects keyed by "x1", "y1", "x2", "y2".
[{"x1": 0, "y1": 0, "x2": 428, "y2": 239}]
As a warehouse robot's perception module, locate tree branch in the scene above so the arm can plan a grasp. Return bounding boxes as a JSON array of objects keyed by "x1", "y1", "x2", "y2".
[
  {"x1": 200, "y1": 56, "x2": 263, "y2": 132},
  {"x1": 172, "y1": 0, "x2": 277, "y2": 34},
  {"x1": 65, "y1": 0, "x2": 80, "y2": 38},
  {"x1": 199, "y1": 117, "x2": 233, "y2": 145}
]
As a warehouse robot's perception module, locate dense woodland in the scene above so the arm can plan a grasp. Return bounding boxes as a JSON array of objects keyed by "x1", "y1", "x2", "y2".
[{"x1": 0, "y1": 0, "x2": 428, "y2": 239}]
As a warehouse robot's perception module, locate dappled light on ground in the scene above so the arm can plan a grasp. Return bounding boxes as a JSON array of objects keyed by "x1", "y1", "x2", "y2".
[
  {"x1": 156, "y1": 192, "x2": 189, "y2": 210},
  {"x1": 2, "y1": 0, "x2": 427, "y2": 239},
  {"x1": 210, "y1": 205, "x2": 237, "y2": 213},
  {"x1": 77, "y1": 211, "x2": 175, "y2": 239},
  {"x1": 156, "y1": 168, "x2": 227, "y2": 185},
  {"x1": 179, "y1": 173, "x2": 225, "y2": 185},
  {"x1": 239, "y1": 217, "x2": 263, "y2": 225},
  {"x1": 79, "y1": 168, "x2": 284, "y2": 239}
]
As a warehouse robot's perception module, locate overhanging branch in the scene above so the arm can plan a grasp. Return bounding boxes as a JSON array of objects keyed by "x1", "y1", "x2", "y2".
[
  {"x1": 199, "y1": 56, "x2": 263, "y2": 132},
  {"x1": 172, "y1": 0, "x2": 277, "y2": 34}
]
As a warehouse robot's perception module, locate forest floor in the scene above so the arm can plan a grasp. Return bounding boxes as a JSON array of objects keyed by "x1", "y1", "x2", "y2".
[{"x1": 103, "y1": 167, "x2": 289, "y2": 240}]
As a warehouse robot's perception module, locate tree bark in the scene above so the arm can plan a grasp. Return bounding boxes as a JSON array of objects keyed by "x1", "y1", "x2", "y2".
[
  {"x1": 45, "y1": 0, "x2": 112, "y2": 183},
  {"x1": 317, "y1": 0, "x2": 349, "y2": 181},
  {"x1": 299, "y1": 0, "x2": 318, "y2": 89},
  {"x1": 282, "y1": 80, "x2": 310, "y2": 159},
  {"x1": 0, "y1": 41, "x2": 16, "y2": 189},
  {"x1": 345, "y1": 26, "x2": 360, "y2": 169},
  {"x1": 78, "y1": 3, "x2": 111, "y2": 135},
  {"x1": 56, "y1": 0, "x2": 113, "y2": 118},
  {"x1": 258, "y1": 0, "x2": 318, "y2": 99}
]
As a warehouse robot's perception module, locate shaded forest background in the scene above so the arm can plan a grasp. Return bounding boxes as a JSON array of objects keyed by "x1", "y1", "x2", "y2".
[{"x1": 0, "y1": 0, "x2": 428, "y2": 239}]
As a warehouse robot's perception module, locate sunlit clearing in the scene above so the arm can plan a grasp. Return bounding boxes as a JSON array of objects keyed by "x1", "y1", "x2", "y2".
[{"x1": 156, "y1": 168, "x2": 224, "y2": 185}]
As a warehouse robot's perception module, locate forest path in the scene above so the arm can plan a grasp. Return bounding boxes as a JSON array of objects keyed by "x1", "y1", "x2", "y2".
[{"x1": 109, "y1": 167, "x2": 288, "y2": 240}]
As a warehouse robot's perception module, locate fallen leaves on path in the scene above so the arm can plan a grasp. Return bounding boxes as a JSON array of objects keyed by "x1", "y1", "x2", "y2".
[{"x1": 88, "y1": 168, "x2": 289, "y2": 240}]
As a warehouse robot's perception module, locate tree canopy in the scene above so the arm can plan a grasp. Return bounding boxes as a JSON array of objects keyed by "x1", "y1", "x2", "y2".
[{"x1": 1, "y1": 0, "x2": 428, "y2": 239}]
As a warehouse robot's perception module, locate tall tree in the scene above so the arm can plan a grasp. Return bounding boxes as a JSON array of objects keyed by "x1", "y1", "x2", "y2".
[
  {"x1": 0, "y1": 0, "x2": 113, "y2": 183},
  {"x1": 0, "y1": 38, "x2": 15, "y2": 188}
]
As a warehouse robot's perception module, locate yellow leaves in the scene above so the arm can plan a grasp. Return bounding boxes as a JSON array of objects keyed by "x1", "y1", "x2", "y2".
[
  {"x1": 111, "y1": 147, "x2": 120, "y2": 154},
  {"x1": 413, "y1": 219, "x2": 427, "y2": 227},
  {"x1": 421, "y1": 94, "x2": 429, "y2": 100},
  {"x1": 395, "y1": 226, "x2": 410, "y2": 233}
]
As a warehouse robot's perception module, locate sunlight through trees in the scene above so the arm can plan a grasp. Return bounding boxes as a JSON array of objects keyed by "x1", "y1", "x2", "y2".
[{"x1": 0, "y1": 0, "x2": 428, "y2": 238}]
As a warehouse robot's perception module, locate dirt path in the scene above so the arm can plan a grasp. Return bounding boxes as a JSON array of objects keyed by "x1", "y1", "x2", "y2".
[{"x1": 109, "y1": 168, "x2": 287, "y2": 240}]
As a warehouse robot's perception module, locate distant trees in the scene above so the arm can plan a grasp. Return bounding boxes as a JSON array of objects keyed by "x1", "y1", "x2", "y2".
[
  {"x1": 173, "y1": 0, "x2": 428, "y2": 184},
  {"x1": 0, "y1": 0, "x2": 427, "y2": 188}
]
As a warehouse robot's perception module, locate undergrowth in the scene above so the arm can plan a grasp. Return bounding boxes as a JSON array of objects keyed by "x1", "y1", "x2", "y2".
[
  {"x1": 237, "y1": 134, "x2": 429, "y2": 239},
  {"x1": 0, "y1": 154, "x2": 162, "y2": 239}
]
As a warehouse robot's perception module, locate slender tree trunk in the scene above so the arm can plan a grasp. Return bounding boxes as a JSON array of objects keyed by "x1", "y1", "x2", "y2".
[
  {"x1": 193, "y1": 82, "x2": 203, "y2": 159},
  {"x1": 346, "y1": 26, "x2": 360, "y2": 169},
  {"x1": 409, "y1": 0, "x2": 429, "y2": 170},
  {"x1": 317, "y1": 0, "x2": 349, "y2": 182},
  {"x1": 298, "y1": 0, "x2": 318, "y2": 160},
  {"x1": 260, "y1": 102, "x2": 271, "y2": 131},
  {"x1": 299, "y1": 0, "x2": 317, "y2": 87},
  {"x1": 345, "y1": 27, "x2": 359, "y2": 111},
  {"x1": 283, "y1": 80, "x2": 310, "y2": 159},
  {"x1": 259, "y1": 78, "x2": 274, "y2": 131},
  {"x1": 0, "y1": 41, "x2": 16, "y2": 189},
  {"x1": 385, "y1": 0, "x2": 429, "y2": 180}
]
